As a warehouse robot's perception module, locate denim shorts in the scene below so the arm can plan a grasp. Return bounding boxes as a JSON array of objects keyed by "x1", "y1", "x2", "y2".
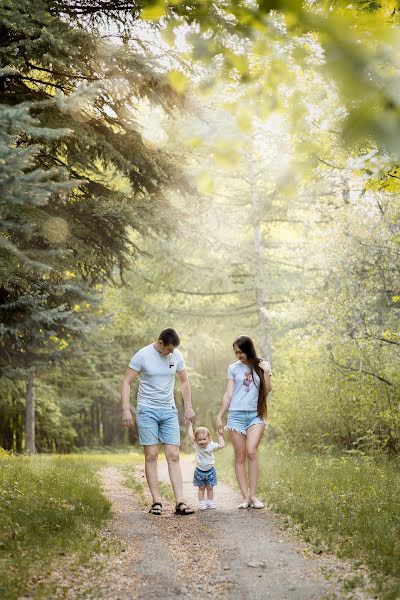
[
  {"x1": 193, "y1": 466, "x2": 217, "y2": 487},
  {"x1": 225, "y1": 410, "x2": 266, "y2": 436},
  {"x1": 136, "y1": 405, "x2": 180, "y2": 446}
]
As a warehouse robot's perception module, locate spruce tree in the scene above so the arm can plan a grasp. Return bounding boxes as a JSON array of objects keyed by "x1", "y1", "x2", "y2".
[{"x1": 0, "y1": 0, "x2": 189, "y2": 450}]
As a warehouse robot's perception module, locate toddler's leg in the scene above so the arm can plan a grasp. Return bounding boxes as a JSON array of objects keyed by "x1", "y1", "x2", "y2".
[
  {"x1": 198, "y1": 486, "x2": 207, "y2": 510},
  {"x1": 206, "y1": 486, "x2": 216, "y2": 509}
]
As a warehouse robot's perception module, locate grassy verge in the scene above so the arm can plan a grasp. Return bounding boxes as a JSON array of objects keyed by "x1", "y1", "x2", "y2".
[
  {"x1": 122, "y1": 468, "x2": 147, "y2": 507},
  {"x1": 0, "y1": 452, "x2": 142, "y2": 599},
  {"x1": 217, "y1": 446, "x2": 400, "y2": 600}
]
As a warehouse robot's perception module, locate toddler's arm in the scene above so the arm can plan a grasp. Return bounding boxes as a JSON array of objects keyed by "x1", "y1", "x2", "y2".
[
  {"x1": 188, "y1": 422, "x2": 195, "y2": 442},
  {"x1": 216, "y1": 430, "x2": 225, "y2": 449}
]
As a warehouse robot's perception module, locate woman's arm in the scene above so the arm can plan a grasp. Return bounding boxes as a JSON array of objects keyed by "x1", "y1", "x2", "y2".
[
  {"x1": 215, "y1": 379, "x2": 234, "y2": 435},
  {"x1": 259, "y1": 360, "x2": 273, "y2": 395}
]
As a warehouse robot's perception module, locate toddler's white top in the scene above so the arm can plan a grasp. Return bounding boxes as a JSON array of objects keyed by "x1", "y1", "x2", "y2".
[{"x1": 194, "y1": 441, "x2": 220, "y2": 471}]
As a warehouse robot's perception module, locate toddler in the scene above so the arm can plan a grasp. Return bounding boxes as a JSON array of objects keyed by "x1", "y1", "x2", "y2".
[{"x1": 188, "y1": 423, "x2": 225, "y2": 510}]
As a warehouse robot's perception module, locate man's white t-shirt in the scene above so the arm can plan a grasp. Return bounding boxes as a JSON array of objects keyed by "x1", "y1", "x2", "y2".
[
  {"x1": 193, "y1": 441, "x2": 220, "y2": 471},
  {"x1": 129, "y1": 344, "x2": 185, "y2": 409}
]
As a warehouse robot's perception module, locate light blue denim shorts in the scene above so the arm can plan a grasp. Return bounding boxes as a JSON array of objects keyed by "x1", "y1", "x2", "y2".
[
  {"x1": 136, "y1": 405, "x2": 180, "y2": 446},
  {"x1": 225, "y1": 410, "x2": 266, "y2": 436}
]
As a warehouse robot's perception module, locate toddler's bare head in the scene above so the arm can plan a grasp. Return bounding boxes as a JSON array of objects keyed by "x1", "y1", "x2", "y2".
[{"x1": 194, "y1": 426, "x2": 211, "y2": 447}]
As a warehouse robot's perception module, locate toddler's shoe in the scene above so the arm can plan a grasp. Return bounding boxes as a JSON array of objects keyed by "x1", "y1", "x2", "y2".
[
  {"x1": 206, "y1": 500, "x2": 216, "y2": 509},
  {"x1": 199, "y1": 500, "x2": 208, "y2": 511}
]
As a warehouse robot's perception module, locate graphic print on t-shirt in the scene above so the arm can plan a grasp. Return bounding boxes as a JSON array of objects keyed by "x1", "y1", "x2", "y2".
[{"x1": 243, "y1": 370, "x2": 252, "y2": 393}]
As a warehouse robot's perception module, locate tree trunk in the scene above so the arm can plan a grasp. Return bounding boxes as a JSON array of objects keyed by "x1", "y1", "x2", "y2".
[
  {"x1": 25, "y1": 371, "x2": 36, "y2": 454},
  {"x1": 249, "y1": 153, "x2": 272, "y2": 364}
]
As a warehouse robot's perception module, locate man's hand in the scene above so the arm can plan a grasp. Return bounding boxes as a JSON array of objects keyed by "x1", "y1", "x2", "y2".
[
  {"x1": 122, "y1": 409, "x2": 133, "y2": 426},
  {"x1": 184, "y1": 407, "x2": 195, "y2": 424}
]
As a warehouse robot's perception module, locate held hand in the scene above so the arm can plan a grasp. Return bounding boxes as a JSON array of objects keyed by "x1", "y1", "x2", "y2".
[
  {"x1": 122, "y1": 409, "x2": 133, "y2": 427},
  {"x1": 215, "y1": 415, "x2": 224, "y2": 436},
  {"x1": 184, "y1": 407, "x2": 195, "y2": 424}
]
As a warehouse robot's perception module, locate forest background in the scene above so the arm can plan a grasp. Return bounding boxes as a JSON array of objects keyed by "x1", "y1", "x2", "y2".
[
  {"x1": 1, "y1": 0, "x2": 399, "y2": 459},
  {"x1": 2, "y1": 2, "x2": 400, "y2": 597}
]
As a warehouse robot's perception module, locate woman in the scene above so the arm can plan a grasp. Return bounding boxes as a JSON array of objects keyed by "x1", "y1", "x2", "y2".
[{"x1": 216, "y1": 335, "x2": 272, "y2": 509}]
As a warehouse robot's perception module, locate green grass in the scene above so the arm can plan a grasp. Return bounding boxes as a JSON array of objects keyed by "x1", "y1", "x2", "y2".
[
  {"x1": 122, "y1": 468, "x2": 147, "y2": 507},
  {"x1": 0, "y1": 452, "x2": 142, "y2": 599},
  {"x1": 158, "y1": 481, "x2": 175, "y2": 502},
  {"x1": 217, "y1": 446, "x2": 400, "y2": 600}
]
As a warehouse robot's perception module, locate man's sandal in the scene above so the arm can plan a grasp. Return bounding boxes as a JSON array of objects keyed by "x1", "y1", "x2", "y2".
[
  {"x1": 175, "y1": 502, "x2": 195, "y2": 515},
  {"x1": 149, "y1": 502, "x2": 162, "y2": 515}
]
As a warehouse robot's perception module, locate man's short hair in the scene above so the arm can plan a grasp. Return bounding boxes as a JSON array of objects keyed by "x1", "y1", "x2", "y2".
[{"x1": 158, "y1": 328, "x2": 180, "y2": 347}]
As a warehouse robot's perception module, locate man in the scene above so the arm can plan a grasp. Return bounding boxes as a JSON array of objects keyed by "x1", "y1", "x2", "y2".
[{"x1": 121, "y1": 327, "x2": 195, "y2": 515}]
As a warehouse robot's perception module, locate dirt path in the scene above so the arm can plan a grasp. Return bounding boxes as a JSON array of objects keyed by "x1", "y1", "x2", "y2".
[{"x1": 97, "y1": 459, "x2": 371, "y2": 600}]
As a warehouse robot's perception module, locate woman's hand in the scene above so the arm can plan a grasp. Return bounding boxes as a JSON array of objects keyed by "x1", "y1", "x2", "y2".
[
  {"x1": 215, "y1": 414, "x2": 224, "y2": 436},
  {"x1": 259, "y1": 359, "x2": 271, "y2": 373}
]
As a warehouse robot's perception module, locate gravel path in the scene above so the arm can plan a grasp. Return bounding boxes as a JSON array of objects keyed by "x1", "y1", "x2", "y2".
[{"x1": 95, "y1": 459, "x2": 372, "y2": 600}]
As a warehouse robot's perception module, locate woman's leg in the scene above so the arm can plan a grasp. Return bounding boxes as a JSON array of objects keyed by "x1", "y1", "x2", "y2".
[
  {"x1": 246, "y1": 424, "x2": 265, "y2": 501},
  {"x1": 229, "y1": 430, "x2": 249, "y2": 500}
]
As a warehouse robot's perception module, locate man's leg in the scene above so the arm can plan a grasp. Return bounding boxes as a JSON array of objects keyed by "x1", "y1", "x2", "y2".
[
  {"x1": 164, "y1": 444, "x2": 183, "y2": 504},
  {"x1": 144, "y1": 444, "x2": 161, "y2": 504}
]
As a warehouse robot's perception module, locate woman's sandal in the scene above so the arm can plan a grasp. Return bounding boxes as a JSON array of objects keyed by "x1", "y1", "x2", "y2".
[
  {"x1": 149, "y1": 502, "x2": 163, "y2": 515},
  {"x1": 238, "y1": 500, "x2": 251, "y2": 509},
  {"x1": 175, "y1": 502, "x2": 195, "y2": 515},
  {"x1": 250, "y1": 498, "x2": 264, "y2": 509}
]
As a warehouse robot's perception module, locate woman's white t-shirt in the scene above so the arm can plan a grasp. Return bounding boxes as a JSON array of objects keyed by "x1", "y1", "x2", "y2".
[{"x1": 227, "y1": 360, "x2": 271, "y2": 412}]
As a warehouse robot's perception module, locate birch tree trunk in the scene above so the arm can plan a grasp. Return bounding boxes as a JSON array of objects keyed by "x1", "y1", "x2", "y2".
[
  {"x1": 249, "y1": 153, "x2": 272, "y2": 364},
  {"x1": 25, "y1": 371, "x2": 36, "y2": 454}
]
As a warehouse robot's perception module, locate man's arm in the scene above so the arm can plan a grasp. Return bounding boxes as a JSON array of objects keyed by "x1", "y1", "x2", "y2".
[
  {"x1": 176, "y1": 369, "x2": 195, "y2": 424},
  {"x1": 121, "y1": 368, "x2": 139, "y2": 426}
]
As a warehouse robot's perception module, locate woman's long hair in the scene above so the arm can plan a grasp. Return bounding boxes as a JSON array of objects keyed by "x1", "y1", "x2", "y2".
[{"x1": 233, "y1": 335, "x2": 268, "y2": 420}]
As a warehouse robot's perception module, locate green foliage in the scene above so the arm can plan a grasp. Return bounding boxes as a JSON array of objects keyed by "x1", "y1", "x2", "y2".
[
  {"x1": 0, "y1": 455, "x2": 112, "y2": 599},
  {"x1": 0, "y1": 0, "x2": 190, "y2": 448},
  {"x1": 218, "y1": 446, "x2": 400, "y2": 599}
]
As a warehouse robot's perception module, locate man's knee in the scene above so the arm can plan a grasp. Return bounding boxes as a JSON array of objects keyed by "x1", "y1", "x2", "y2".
[
  {"x1": 144, "y1": 447, "x2": 158, "y2": 462},
  {"x1": 165, "y1": 445, "x2": 180, "y2": 463}
]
